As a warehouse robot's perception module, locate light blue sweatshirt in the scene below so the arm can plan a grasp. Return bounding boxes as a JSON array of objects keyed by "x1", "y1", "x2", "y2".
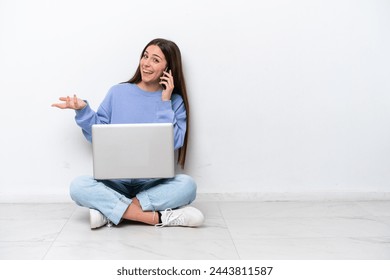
[{"x1": 75, "y1": 83, "x2": 187, "y2": 150}]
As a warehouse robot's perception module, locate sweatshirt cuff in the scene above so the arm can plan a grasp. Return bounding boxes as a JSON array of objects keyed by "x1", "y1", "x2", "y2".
[{"x1": 75, "y1": 101, "x2": 93, "y2": 120}]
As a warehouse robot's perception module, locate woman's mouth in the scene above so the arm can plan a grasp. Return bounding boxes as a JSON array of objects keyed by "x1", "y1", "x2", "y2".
[{"x1": 142, "y1": 69, "x2": 153, "y2": 75}]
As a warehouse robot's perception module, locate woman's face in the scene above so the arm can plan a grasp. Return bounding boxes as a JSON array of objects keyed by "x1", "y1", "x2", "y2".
[{"x1": 139, "y1": 45, "x2": 167, "y2": 88}]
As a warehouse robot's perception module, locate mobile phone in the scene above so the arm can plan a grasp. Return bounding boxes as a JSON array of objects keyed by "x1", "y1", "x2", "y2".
[{"x1": 161, "y1": 67, "x2": 169, "y2": 90}]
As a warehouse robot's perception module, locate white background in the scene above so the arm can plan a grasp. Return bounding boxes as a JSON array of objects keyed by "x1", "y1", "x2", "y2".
[{"x1": 0, "y1": 0, "x2": 389, "y2": 202}]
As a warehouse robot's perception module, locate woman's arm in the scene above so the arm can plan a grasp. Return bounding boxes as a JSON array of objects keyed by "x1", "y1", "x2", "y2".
[
  {"x1": 156, "y1": 94, "x2": 186, "y2": 150},
  {"x1": 52, "y1": 93, "x2": 111, "y2": 142}
]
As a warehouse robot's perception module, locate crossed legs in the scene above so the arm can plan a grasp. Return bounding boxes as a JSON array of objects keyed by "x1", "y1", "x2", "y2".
[{"x1": 70, "y1": 174, "x2": 199, "y2": 227}]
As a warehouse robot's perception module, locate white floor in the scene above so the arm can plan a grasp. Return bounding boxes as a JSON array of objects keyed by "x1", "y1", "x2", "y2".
[{"x1": 1, "y1": 198, "x2": 390, "y2": 260}]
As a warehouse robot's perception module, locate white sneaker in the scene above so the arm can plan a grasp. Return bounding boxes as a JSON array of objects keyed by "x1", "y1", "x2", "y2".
[
  {"x1": 158, "y1": 206, "x2": 204, "y2": 227},
  {"x1": 89, "y1": 209, "x2": 108, "y2": 229}
]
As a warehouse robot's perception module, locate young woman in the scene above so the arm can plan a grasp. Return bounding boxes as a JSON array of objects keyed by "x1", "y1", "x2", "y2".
[{"x1": 52, "y1": 38, "x2": 204, "y2": 229}]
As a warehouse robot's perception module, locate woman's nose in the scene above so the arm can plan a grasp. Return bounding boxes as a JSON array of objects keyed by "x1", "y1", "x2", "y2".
[{"x1": 144, "y1": 58, "x2": 152, "y2": 66}]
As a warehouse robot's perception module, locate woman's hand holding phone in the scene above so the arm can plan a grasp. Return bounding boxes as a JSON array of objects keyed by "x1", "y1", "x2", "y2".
[{"x1": 160, "y1": 69, "x2": 174, "y2": 101}]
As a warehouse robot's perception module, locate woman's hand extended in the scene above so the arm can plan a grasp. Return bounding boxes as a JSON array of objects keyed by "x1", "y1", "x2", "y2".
[{"x1": 52, "y1": 95, "x2": 87, "y2": 110}]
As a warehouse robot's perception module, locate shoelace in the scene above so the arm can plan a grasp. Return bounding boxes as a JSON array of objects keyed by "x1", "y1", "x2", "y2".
[{"x1": 155, "y1": 208, "x2": 184, "y2": 227}]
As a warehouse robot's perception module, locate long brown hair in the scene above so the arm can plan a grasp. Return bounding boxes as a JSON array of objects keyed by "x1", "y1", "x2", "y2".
[{"x1": 125, "y1": 38, "x2": 189, "y2": 169}]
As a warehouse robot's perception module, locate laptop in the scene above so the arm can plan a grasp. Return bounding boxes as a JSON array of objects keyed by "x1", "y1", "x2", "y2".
[{"x1": 92, "y1": 123, "x2": 175, "y2": 179}]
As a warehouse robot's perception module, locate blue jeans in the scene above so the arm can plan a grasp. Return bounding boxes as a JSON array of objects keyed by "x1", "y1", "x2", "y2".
[{"x1": 69, "y1": 174, "x2": 197, "y2": 225}]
